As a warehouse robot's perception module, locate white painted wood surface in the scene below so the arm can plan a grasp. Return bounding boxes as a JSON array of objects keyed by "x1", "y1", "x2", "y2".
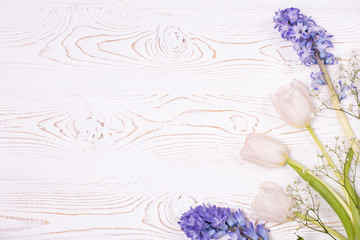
[{"x1": 1, "y1": 0, "x2": 360, "y2": 239}]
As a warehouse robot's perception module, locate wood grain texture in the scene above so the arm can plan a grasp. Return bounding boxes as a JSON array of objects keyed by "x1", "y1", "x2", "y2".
[
  {"x1": 0, "y1": 1, "x2": 359, "y2": 92},
  {"x1": 1, "y1": 0, "x2": 360, "y2": 239}
]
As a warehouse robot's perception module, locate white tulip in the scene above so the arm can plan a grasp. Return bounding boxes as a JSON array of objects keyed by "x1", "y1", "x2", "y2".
[
  {"x1": 270, "y1": 79, "x2": 314, "y2": 128},
  {"x1": 241, "y1": 133, "x2": 288, "y2": 168},
  {"x1": 252, "y1": 182, "x2": 294, "y2": 223}
]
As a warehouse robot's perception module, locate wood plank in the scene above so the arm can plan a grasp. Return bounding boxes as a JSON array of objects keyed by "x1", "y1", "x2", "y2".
[
  {"x1": 0, "y1": 5, "x2": 359, "y2": 92},
  {"x1": 0, "y1": 180, "x2": 346, "y2": 239}
]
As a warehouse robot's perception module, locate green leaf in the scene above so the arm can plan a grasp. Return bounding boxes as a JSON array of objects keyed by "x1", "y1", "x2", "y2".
[{"x1": 296, "y1": 235, "x2": 304, "y2": 240}]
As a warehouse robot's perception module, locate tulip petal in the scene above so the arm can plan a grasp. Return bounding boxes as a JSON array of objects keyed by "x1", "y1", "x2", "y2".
[
  {"x1": 271, "y1": 80, "x2": 314, "y2": 128},
  {"x1": 251, "y1": 182, "x2": 294, "y2": 223},
  {"x1": 241, "y1": 133, "x2": 288, "y2": 168}
]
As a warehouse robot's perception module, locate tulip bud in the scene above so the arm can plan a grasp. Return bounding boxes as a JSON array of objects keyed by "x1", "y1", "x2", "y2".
[
  {"x1": 252, "y1": 182, "x2": 294, "y2": 223},
  {"x1": 270, "y1": 79, "x2": 314, "y2": 128},
  {"x1": 241, "y1": 133, "x2": 288, "y2": 168}
]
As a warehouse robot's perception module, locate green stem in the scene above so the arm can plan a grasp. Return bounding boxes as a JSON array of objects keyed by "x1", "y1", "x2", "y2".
[
  {"x1": 306, "y1": 125, "x2": 338, "y2": 171},
  {"x1": 295, "y1": 212, "x2": 346, "y2": 240},
  {"x1": 315, "y1": 54, "x2": 359, "y2": 159},
  {"x1": 287, "y1": 157, "x2": 354, "y2": 240},
  {"x1": 306, "y1": 125, "x2": 349, "y2": 203}
]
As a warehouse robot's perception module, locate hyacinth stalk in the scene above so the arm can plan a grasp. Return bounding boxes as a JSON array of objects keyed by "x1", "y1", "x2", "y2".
[{"x1": 315, "y1": 54, "x2": 360, "y2": 159}]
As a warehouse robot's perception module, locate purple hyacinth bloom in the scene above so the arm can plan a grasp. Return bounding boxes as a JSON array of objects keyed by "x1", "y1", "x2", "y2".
[
  {"x1": 298, "y1": 41, "x2": 316, "y2": 66},
  {"x1": 242, "y1": 222, "x2": 259, "y2": 240},
  {"x1": 228, "y1": 228, "x2": 247, "y2": 240},
  {"x1": 283, "y1": 7, "x2": 300, "y2": 24},
  {"x1": 256, "y1": 224, "x2": 270, "y2": 240},
  {"x1": 273, "y1": 8, "x2": 337, "y2": 66},
  {"x1": 233, "y1": 210, "x2": 247, "y2": 228},
  {"x1": 212, "y1": 230, "x2": 227, "y2": 239},
  {"x1": 308, "y1": 23, "x2": 326, "y2": 38},
  {"x1": 178, "y1": 205, "x2": 237, "y2": 240},
  {"x1": 179, "y1": 205, "x2": 270, "y2": 240},
  {"x1": 297, "y1": 14, "x2": 315, "y2": 26},
  {"x1": 178, "y1": 205, "x2": 224, "y2": 240},
  {"x1": 310, "y1": 71, "x2": 325, "y2": 90},
  {"x1": 274, "y1": 21, "x2": 292, "y2": 40},
  {"x1": 315, "y1": 35, "x2": 334, "y2": 59},
  {"x1": 289, "y1": 21, "x2": 309, "y2": 42},
  {"x1": 226, "y1": 212, "x2": 238, "y2": 228},
  {"x1": 339, "y1": 81, "x2": 356, "y2": 100},
  {"x1": 209, "y1": 206, "x2": 230, "y2": 231},
  {"x1": 323, "y1": 52, "x2": 338, "y2": 65}
]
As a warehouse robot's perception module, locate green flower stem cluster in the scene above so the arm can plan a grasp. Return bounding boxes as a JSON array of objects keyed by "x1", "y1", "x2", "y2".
[
  {"x1": 284, "y1": 55, "x2": 360, "y2": 240},
  {"x1": 242, "y1": 8, "x2": 359, "y2": 239},
  {"x1": 287, "y1": 158, "x2": 354, "y2": 239}
]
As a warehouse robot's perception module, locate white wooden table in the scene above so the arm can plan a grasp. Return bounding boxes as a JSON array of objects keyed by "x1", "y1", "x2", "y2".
[{"x1": 1, "y1": 0, "x2": 359, "y2": 239}]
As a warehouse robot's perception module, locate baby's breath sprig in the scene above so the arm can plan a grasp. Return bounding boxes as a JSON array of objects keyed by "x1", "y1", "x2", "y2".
[
  {"x1": 287, "y1": 180, "x2": 342, "y2": 240},
  {"x1": 327, "y1": 138, "x2": 360, "y2": 207},
  {"x1": 312, "y1": 136, "x2": 360, "y2": 214}
]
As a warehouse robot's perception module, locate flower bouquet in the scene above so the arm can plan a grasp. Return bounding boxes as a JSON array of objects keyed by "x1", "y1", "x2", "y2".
[{"x1": 178, "y1": 7, "x2": 360, "y2": 240}]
